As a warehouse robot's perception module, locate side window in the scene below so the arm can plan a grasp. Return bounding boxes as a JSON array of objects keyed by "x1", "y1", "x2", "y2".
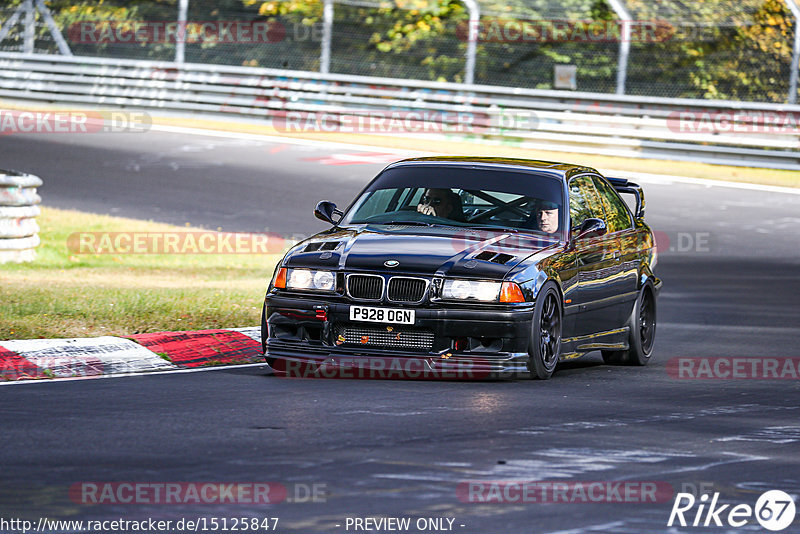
[
  {"x1": 568, "y1": 176, "x2": 605, "y2": 231},
  {"x1": 592, "y1": 177, "x2": 633, "y2": 233},
  {"x1": 356, "y1": 189, "x2": 399, "y2": 218}
]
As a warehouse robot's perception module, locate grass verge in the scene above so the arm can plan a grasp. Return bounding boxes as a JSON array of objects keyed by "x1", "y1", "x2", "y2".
[{"x1": 0, "y1": 207, "x2": 280, "y2": 340}]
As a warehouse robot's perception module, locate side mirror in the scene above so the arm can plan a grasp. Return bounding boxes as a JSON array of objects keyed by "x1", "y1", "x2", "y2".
[
  {"x1": 574, "y1": 218, "x2": 607, "y2": 239},
  {"x1": 314, "y1": 200, "x2": 342, "y2": 226}
]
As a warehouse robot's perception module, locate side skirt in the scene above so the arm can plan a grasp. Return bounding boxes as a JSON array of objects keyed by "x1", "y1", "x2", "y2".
[{"x1": 559, "y1": 326, "x2": 630, "y2": 361}]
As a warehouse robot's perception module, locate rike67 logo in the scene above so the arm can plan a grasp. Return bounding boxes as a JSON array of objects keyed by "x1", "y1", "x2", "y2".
[{"x1": 668, "y1": 490, "x2": 796, "y2": 531}]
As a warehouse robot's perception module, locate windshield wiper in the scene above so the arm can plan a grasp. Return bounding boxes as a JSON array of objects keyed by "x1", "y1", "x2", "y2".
[
  {"x1": 472, "y1": 225, "x2": 559, "y2": 238},
  {"x1": 470, "y1": 225, "x2": 523, "y2": 233},
  {"x1": 375, "y1": 220, "x2": 434, "y2": 227}
]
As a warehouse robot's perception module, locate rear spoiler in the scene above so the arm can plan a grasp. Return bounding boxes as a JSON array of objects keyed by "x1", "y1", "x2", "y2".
[{"x1": 606, "y1": 177, "x2": 645, "y2": 219}]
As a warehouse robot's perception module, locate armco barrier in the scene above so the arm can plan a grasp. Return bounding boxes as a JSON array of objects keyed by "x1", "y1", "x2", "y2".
[
  {"x1": 0, "y1": 169, "x2": 41, "y2": 263},
  {"x1": 0, "y1": 52, "x2": 799, "y2": 170}
]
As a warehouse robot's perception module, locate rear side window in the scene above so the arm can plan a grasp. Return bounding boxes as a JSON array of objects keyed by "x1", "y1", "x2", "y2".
[
  {"x1": 592, "y1": 177, "x2": 633, "y2": 233},
  {"x1": 567, "y1": 176, "x2": 605, "y2": 230}
]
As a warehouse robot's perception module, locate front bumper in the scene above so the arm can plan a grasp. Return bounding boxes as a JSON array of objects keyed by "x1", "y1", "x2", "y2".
[{"x1": 263, "y1": 293, "x2": 535, "y2": 378}]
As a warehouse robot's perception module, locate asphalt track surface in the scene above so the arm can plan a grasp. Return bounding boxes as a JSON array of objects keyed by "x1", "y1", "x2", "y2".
[{"x1": 1, "y1": 129, "x2": 800, "y2": 533}]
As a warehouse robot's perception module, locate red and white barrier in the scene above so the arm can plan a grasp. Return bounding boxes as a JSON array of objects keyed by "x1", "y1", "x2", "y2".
[
  {"x1": 127, "y1": 329, "x2": 262, "y2": 368},
  {"x1": 0, "y1": 328, "x2": 264, "y2": 382}
]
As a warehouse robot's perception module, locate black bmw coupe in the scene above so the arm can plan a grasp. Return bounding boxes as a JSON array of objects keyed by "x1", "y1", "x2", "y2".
[{"x1": 261, "y1": 157, "x2": 661, "y2": 379}]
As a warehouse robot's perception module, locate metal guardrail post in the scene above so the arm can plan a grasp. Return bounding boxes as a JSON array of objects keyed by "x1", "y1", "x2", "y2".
[
  {"x1": 0, "y1": 170, "x2": 42, "y2": 264},
  {"x1": 606, "y1": 0, "x2": 631, "y2": 95},
  {"x1": 785, "y1": 0, "x2": 800, "y2": 104},
  {"x1": 1, "y1": 0, "x2": 72, "y2": 55},
  {"x1": 34, "y1": 0, "x2": 72, "y2": 55},
  {"x1": 462, "y1": 0, "x2": 479, "y2": 85},
  {"x1": 22, "y1": 0, "x2": 35, "y2": 54},
  {"x1": 175, "y1": 0, "x2": 189, "y2": 64},
  {"x1": 320, "y1": 0, "x2": 333, "y2": 74}
]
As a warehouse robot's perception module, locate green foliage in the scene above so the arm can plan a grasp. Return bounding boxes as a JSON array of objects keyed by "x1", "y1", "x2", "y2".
[{"x1": 0, "y1": 0, "x2": 796, "y2": 101}]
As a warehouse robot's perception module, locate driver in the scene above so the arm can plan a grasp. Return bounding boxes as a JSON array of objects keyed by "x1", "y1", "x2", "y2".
[
  {"x1": 535, "y1": 201, "x2": 560, "y2": 234},
  {"x1": 416, "y1": 188, "x2": 459, "y2": 219}
]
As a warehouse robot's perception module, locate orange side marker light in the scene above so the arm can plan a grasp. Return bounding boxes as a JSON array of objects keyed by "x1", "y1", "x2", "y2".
[{"x1": 499, "y1": 282, "x2": 525, "y2": 303}]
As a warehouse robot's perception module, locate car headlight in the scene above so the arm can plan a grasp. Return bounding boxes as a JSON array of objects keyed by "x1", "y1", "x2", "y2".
[
  {"x1": 285, "y1": 268, "x2": 336, "y2": 292},
  {"x1": 442, "y1": 279, "x2": 502, "y2": 301}
]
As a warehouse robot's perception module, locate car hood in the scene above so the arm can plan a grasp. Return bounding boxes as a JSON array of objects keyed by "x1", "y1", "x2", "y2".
[{"x1": 285, "y1": 225, "x2": 559, "y2": 279}]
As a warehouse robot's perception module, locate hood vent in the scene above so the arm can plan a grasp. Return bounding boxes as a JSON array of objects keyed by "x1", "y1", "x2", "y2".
[
  {"x1": 474, "y1": 251, "x2": 515, "y2": 264},
  {"x1": 304, "y1": 241, "x2": 340, "y2": 252},
  {"x1": 491, "y1": 253, "x2": 515, "y2": 264}
]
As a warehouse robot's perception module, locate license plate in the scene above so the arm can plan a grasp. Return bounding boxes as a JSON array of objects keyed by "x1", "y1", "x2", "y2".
[{"x1": 349, "y1": 305, "x2": 415, "y2": 325}]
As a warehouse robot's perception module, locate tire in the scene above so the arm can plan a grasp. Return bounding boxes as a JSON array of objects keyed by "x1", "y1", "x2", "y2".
[
  {"x1": 528, "y1": 282, "x2": 562, "y2": 380},
  {"x1": 602, "y1": 285, "x2": 656, "y2": 366}
]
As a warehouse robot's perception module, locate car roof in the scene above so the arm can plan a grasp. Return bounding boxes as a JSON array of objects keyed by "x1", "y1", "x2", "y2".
[{"x1": 386, "y1": 156, "x2": 599, "y2": 179}]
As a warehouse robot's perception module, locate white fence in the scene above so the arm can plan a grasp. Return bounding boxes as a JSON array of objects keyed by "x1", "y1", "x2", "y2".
[{"x1": 1, "y1": 52, "x2": 799, "y2": 170}]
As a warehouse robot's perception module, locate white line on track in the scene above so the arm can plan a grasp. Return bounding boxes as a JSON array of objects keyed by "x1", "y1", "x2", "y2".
[
  {"x1": 149, "y1": 123, "x2": 800, "y2": 196},
  {"x1": 610, "y1": 169, "x2": 800, "y2": 196},
  {"x1": 149, "y1": 124, "x2": 426, "y2": 156}
]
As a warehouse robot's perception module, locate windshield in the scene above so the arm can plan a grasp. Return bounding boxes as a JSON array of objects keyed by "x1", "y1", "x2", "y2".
[{"x1": 340, "y1": 165, "x2": 565, "y2": 238}]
